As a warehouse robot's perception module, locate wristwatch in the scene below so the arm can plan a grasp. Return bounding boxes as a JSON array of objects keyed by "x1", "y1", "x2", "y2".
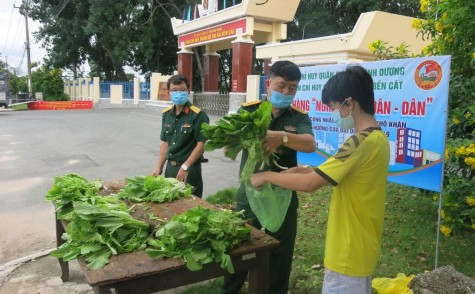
[
  {"x1": 181, "y1": 164, "x2": 189, "y2": 171},
  {"x1": 282, "y1": 131, "x2": 289, "y2": 144}
]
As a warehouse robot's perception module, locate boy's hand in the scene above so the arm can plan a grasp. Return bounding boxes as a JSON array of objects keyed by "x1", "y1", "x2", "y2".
[{"x1": 250, "y1": 172, "x2": 270, "y2": 190}]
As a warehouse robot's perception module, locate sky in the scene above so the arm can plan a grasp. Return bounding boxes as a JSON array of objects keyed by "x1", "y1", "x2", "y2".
[
  {"x1": 0, "y1": 0, "x2": 47, "y2": 76},
  {"x1": 0, "y1": 0, "x2": 140, "y2": 79}
]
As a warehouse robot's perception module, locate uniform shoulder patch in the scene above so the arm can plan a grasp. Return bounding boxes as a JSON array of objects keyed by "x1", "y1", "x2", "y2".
[
  {"x1": 162, "y1": 105, "x2": 173, "y2": 113},
  {"x1": 291, "y1": 105, "x2": 308, "y2": 114},
  {"x1": 242, "y1": 100, "x2": 262, "y2": 107},
  {"x1": 190, "y1": 105, "x2": 201, "y2": 114}
]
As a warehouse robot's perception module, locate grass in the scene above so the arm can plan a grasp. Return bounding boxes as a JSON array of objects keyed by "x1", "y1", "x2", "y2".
[
  {"x1": 9, "y1": 103, "x2": 29, "y2": 110},
  {"x1": 181, "y1": 183, "x2": 475, "y2": 293}
]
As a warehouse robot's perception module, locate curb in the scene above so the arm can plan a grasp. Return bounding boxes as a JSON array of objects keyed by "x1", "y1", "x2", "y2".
[{"x1": 0, "y1": 248, "x2": 55, "y2": 285}]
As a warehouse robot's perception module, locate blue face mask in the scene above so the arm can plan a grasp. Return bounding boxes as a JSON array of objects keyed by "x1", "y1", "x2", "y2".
[
  {"x1": 332, "y1": 98, "x2": 355, "y2": 130},
  {"x1": 170, "y1": 91, "x2": 188, "y2": 105},
  {"x1": 269, "y1": 90, "x2": 294, "y2": 109}
]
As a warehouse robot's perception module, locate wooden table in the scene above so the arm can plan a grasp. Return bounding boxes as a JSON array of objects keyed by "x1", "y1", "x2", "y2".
[{"x1": 55, "y1": 196, "x2": 279, "y2": 294}]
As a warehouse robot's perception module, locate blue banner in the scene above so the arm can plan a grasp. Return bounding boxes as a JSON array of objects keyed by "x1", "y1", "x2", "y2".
[{"x1": 295, "y1": 56, "x2": 451, "y2": 192}]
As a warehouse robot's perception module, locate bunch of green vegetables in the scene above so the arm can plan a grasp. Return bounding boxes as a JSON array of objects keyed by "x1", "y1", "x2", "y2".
[
  {"x1": 52, "y1": 201, "x2": 149, "y2": 269},
  {"x1": 46, "y1": 174, "x2": 150, "y2": 269},
  {"x1": 201, "y1": 101, "x2": 272, "y2": 182},
  {"x1": 45, "y1": 173, "x2": 103, "y2": 220},
  {"x1": 117, "y1": 175, "x2": 192, "y2": 202},
  {"x1": 146, "y1": 206, "x2": 251, "y2": 273}
]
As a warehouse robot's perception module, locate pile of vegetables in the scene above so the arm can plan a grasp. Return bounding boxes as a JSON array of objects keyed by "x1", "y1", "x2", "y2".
[
  {"x1": 146, "y1": 206, "x2": 251, "y2": 273},
  {"x1": 201, "y1": 101, "x2": 272, "y2": 182},
  {"x1": 46, "y1": 174, "x2": 252, "y2": 272},
  {"x1": 46, "y1": 174, "x2": 150, "y2": 269},
  {"x1": 117, "y1": 175, "x2": 192, "y2": 203}
]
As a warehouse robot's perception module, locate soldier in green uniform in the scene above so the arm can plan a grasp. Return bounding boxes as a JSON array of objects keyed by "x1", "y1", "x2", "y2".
[
  {"x1": 221, "y1": 61, "x2": 316, "y2": 294},
  {"x1": 153, "y1": 75, "x2": 209, "y2": 198}
]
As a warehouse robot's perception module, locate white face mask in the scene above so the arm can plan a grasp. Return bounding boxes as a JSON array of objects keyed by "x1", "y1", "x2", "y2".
[{"x1": 332, "y1": 98, "x2": 355, "y2": 130}]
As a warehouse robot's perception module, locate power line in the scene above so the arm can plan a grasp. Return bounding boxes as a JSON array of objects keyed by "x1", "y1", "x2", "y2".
[
  {"x1": 18, "y1": 47, "x2": 26, "y2": 70},
  {"x1": 2, "y1": 2, "x2": 16, "y2": 54},
  {"x1": 7, "y1": 13, "x2": 24, "y2": 57},
  {"x1": 52, "y1": 0, "x2": 71, "y2": 18}
]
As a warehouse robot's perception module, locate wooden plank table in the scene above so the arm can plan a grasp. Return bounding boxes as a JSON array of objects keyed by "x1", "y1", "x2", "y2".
[{"x1": 55, "y1": 196, "x2": 279, "y2": 294}]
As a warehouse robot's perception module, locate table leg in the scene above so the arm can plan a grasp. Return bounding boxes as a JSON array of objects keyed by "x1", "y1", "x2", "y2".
[
  {"x1": 247, "y1": 250, "x2": 270, "y2": 294},
  {"x1": 55, "y1": 214, "x2": 69, "y2": 282}
]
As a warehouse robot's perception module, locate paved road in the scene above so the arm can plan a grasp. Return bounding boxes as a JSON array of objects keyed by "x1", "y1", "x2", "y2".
[{"x1": 0, "y1": 108, "x2": 240, "y2": 266}]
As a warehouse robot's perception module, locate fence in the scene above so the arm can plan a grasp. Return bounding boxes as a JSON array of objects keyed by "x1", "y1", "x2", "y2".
[{"x1": 140, "y1": 82, "x2": 150, "y2": 100}]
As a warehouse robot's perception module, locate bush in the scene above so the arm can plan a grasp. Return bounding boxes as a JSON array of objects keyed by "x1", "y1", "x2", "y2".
[{"x1": 439, "y1": 140, "x2": 475, "y2": 236}]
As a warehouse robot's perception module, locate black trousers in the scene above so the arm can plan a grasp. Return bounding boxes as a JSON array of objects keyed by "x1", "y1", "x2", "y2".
[
  {"x1": 164, "y1": 162, "x2": 203, "y2": 197},
  {"x1": 221, "y1": 193, "x2": 299, "y2": 294}
]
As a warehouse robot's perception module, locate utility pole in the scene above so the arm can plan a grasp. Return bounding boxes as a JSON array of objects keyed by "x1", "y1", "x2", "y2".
[{"x1": 15, "y1": 1, "x2": 33, "y2": 100}]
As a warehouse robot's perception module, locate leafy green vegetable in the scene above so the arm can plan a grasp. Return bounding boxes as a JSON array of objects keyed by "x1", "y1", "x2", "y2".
[
  {"x1": 45, "y1": 173, "x2": 103, "y2": 220},
  {"x1": 51, "y1": 201, "x2": 149, "y2": 269},
  {"x1": 146, "y1": 206, "x2": 251, "y2": 273},
  {"x1": 201, "y1": 101, "x2": 273, "y2": 182},
  {"x1": 46, "y1": 173, "x2": 150, "y2": 269},
  {"x1": 117, "y1": 175, "x2": 192, "y2": 202}
]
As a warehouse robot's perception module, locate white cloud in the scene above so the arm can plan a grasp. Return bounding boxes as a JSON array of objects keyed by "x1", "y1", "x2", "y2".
[{"x1": 0, "y1": 0, "x2": 47, "y2": 76}]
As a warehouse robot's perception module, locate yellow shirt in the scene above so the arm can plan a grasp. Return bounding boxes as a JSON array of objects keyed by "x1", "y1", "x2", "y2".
[{"x1": 316, "y1": 127, "x2": 390, "y2": 277}]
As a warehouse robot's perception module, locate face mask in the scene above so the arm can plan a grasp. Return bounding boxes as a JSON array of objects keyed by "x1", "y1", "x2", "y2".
[
  {"x1": 332, "y1": 99, "x2": 355, "y2": 130},
  {"x1": 170, "y1": 91, "x2": 188, "y2": 105},
  {"x1": 269, "y1": 90, "x2": 294, "y2": 109}
]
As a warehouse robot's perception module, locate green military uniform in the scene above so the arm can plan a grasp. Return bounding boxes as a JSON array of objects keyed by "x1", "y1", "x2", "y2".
[
  {"x1": 222, "y1": 101, "x2": 314, "y2": 294},
  {"x1": 161, "y1": 101, "x2": 209, "y2": 197}
]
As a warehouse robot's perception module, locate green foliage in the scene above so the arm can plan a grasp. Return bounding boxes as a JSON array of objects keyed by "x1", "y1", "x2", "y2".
[
  {"x1": 117, "y1": 175, "x2": 192, "y2": 203},
  {"x1": 45, "y1": 174, "x2": 149, "y2": 269},
  {"x1": 45, "y1": 173, "x2": 103, "y2": 220},
  {"x1": 31, "y1": 66, "x2": 70, "y2": 101},
  {"x1": 411, "y1": 0, "x2": 475, "y2": 236},
  {"x1": 368, "y1": 40, "x2": 412, "y2": 60},
  {"x1": 9, "y1": 75, "x2": 28, "y2": 95},
  {"x1": 29, "y1": 0, "x2": 181, "y2": 80},
  {"x1": 438, "y1": 140, "x2": 475, "y2": 235},
  {"x1": 416, "y1": 0, "x2": 475, "y2": 77},
  {"x1": 448, "y1": 104, "x2": 475, "y2": 140},
  {"x1": 201, "y1": 101, "x2": 273, "y2": 182},
  {"x1": 146, "y1": 206, "x2": 251, "y2": 273},
  {"x1": 205, "y1": 187, "x2": 238, "y2": 205},
  {"x1": 289, "y1": 0, "x2": 421, "y2": 40}
]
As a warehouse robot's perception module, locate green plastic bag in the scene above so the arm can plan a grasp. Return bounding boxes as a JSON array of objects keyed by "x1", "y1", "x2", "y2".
[{"x1": 245, "y1": 182, "x2": 292, "y2": 232}]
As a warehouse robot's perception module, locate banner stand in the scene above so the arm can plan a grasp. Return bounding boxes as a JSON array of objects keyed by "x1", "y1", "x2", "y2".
[{"x1": 434, "y1": 190, "x2": 444, "y2": 268}]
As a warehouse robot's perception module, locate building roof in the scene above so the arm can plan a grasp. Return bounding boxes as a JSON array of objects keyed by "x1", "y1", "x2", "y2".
[{"x1": 256, "y1": 11, "x2": 430, "y2": 65}]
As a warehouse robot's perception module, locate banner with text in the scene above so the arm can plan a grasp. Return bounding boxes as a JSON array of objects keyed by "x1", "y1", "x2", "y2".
[{"x1": 295, "y1": 56, "x2": 451, "y2": 192}]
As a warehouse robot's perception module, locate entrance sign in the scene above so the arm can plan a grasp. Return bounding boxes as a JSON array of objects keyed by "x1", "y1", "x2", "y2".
[
  {"x1": 295, "y1": 56, "x2": 451, "y2": 192},
  {"x1": 178, "y1": 18, "x2": 247, "y2": 49}
]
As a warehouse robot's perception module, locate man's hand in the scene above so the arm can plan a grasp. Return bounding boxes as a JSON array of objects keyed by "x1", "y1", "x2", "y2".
[
  {"x1": 262, "y1": 130, "x2": 284, "y2": 154},
  {"x1": 176, "y1": 168, "x2": 189, "y2": 183},
  {"x1": 152, "y1": 167, "x2": 162, "y2": 177}
]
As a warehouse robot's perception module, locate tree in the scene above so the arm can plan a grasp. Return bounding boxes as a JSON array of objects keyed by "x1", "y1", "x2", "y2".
[
  {"x1": 288, "y1": 0, "x2": 421, "y2": 40},
  {"x1": 31, "y1": 65, "x2": 69, "y2": 101},
  {"x1": 29, "y1": 0, "x2": 188, "y2": 81}
]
